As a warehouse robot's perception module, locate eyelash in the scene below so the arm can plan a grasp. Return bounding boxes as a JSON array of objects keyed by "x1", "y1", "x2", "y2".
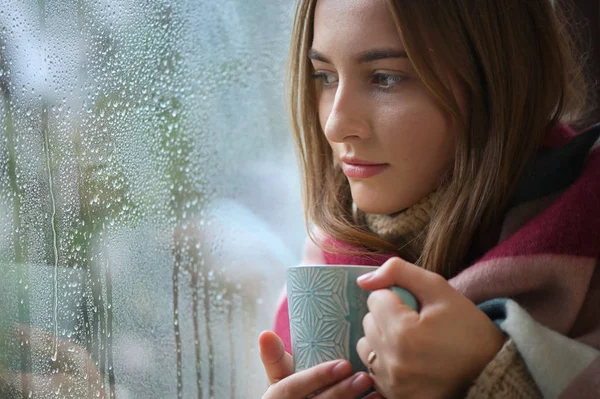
[{"x1": 310, "y1": 72, "x2": 406, "y2": 91}]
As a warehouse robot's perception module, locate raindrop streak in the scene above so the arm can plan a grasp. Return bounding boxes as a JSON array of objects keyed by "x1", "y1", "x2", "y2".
[
  {"x1": 228, "y1": 303, "x2": 236, "y2": 399},
  {"x1": 172, "y1": 259, "x2": 183, "y2": 399},
  {"x1": 203, "y1": 278, "x2": 215, "y2": 399},
  {"x1": 191, "y1": 276, "x2": 202, "y2": 399},
  {"x1": 105, "y1": 259, "x2": 117, "y2": 399},
  {"x1": 41, "y1": 109, "x2": 60, "y2": 362}
]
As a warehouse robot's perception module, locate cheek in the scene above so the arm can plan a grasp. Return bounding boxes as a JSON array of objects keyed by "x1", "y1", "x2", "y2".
[
  {"x1": 317, "y1": 93, "x2": 342, "y2": 156},
  {"x1": 317, "y1": 92, "x2": 332, "y2": 131},
  {"x1": 383, "y1": 101, "x2": 449, "y2": 144},
  {"x1": 379, "y1": 97, "x2": 455, "y2": 172}
]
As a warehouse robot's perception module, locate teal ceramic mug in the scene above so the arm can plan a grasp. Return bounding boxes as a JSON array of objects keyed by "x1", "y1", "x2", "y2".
[{"x1": 286, "y1": 265, "x2": 419, "y2": 374}]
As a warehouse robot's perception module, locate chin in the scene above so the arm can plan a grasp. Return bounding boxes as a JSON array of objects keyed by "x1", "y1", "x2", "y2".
[
  {"x1": 351, "y1": 190, "x2": 406, "y2": 215},
  {"x1": 349, "y1": 180, "x2": 416, "y2": 215},
  {"x1": 354, "y1": 201, "x2": 401, "y2": 215}
]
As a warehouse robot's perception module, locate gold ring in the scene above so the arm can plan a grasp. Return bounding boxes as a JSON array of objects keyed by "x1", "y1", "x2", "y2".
[
  {"x1": 367, "y1": 350, "x2": 376, "y2": 375},
  {"x1": 367, "y1": 350, "x2": 377, "y2": 364}
]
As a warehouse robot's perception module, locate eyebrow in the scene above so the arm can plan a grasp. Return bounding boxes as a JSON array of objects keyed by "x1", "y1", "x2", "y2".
[{"x1": 307, "y1": 48, "x2": 408, "y2": 64}]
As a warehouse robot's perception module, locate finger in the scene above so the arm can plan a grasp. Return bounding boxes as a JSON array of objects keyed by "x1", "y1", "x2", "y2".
[
  {"x1": 311, "y1": 372, "x2": 373, "y2": 399},
  {"x1": 14, "y1": 323, "x2": 53, "y2": 346},
  {"x1": 357, "y1": 257, "x2": 447, "y2": 303},
  {"x1": 361, "y1": 313, "x2": 382, "y2": 344},
  {"x1": 13, "y1": 324, "x2": 96, "y2": 375},
  {"x1": 1, "y1": 361, "x2": 106, "y2": 398},
  {"x1": 367, "y1": 290, "x2": 418, "y2": 323},
  {"x1": 264, "y1": 360, "x2": 352, "y2": 399},
  {"x1": 356, "y1": 337, "x2": 371, "y2": 368},
  {"x1": 14, "y1": 324, "x2": 65, "y2": 359},
  {"x1": 259, "y1": 331, "x2": 294, "y2": 384},
  {"x1": 0, "y1": 369, "x2": 62, "y2": 396},
  {"x1": 363, "y1": 392, "x2": 384, "y2": 399},
  {"x1": 13, "y1": 324, "x2": 63, "y2": 367}
]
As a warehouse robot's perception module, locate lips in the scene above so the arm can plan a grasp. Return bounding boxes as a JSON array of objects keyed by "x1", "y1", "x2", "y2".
[{"x1": 340, "y1": 157, "x2": 389, "y2": 179}]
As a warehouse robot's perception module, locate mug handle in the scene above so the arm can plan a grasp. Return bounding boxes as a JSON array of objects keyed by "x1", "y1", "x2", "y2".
[{"x1": 389, "y1": 286, "x2": 420, "y2": 312}]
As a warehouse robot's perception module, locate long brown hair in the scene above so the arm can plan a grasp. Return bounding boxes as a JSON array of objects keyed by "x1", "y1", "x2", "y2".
[{"x1": 287, "y1": 0, "x2": 594, "y2": 278}]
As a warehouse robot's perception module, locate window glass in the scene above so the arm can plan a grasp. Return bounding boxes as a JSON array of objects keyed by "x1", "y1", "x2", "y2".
[{"x1": 0, "y1": 1, "x2": 302, "y2": 397}]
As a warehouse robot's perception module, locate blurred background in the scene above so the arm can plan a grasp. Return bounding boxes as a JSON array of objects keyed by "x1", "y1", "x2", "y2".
[
  {"x1": 0, "y1": 1, "x2": 304, "y2": 398},
  {"x1": 568, "y1": 0, "x2": 600, "y2": 124},
  {"x1": 0, "y1": 0, "x2": 598, "y2": 398}
]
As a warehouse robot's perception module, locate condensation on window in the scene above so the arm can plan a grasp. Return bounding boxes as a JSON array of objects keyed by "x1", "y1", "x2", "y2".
[{"x1": 0, "y1": 1, "x2": 302, "y2": 398}]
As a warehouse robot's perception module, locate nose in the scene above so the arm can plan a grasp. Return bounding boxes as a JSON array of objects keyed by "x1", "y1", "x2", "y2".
[{"x1": 323, "y1": 83, "x2": 370, "y2": 143}]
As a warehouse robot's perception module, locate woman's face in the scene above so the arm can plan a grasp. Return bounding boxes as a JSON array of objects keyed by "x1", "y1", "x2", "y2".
[{"x1": 311, "y1": 0, "x2": 462, "y2": 214}]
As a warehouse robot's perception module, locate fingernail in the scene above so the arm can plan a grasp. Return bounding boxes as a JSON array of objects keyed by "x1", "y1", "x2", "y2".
[
  {"x1": 357, "y1": 272, "x2": 374, "y2": 283},
  {"x1": 332, "y1": 360, "x2": 351, "y2": 378},
  {"x1": 351, "y1": 373, "x2": 372, "y2": 391}
]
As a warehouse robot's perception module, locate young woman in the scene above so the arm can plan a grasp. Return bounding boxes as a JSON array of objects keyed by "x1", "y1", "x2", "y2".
[{"x1": 259, "y1": 0, "x2": 600, "y2": 397}]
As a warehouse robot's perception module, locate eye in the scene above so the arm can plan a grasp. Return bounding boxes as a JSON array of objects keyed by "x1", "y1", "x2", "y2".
[
  {"x1": 371, "y1": 73, "x2": 405, "y2": 89},
  {"x1": 310, "y1": 72, "x2": 339, "y2": 88}
]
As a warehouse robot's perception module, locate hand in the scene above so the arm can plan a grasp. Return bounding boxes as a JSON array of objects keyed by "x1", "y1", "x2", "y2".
[
  {"x1": 259, "y1": 330, "x2": 381, "y2": 398},
  {"x1": 0, "y1": 324, "x2": 106, "y2": 398},
  {"x1": 356, "y1": 257, "x2": 506, "y2": 399}
]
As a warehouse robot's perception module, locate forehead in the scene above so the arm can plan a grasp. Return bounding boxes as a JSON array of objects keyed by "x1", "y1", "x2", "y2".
[{"x1": 312, "y1": 0, "x2": 403, "y2": 53}]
